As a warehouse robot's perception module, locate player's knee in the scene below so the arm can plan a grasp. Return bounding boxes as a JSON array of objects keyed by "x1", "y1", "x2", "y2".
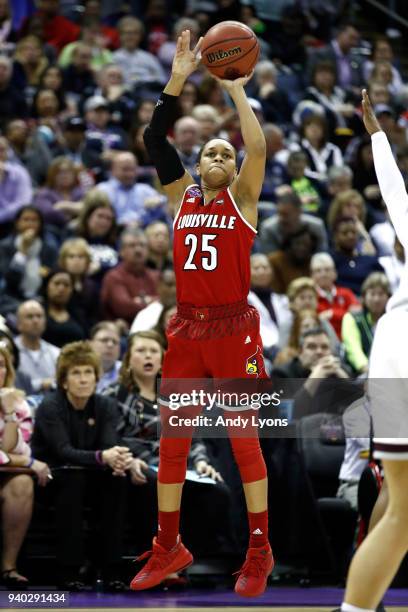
[{"x1": 229, "y1": 439, "x2": 267, "y2": 482}]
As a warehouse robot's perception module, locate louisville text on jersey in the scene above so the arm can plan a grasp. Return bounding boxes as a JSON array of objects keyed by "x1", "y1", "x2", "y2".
[{"x1": 176, "y1": 213, "x2": 237, "y2": 230}]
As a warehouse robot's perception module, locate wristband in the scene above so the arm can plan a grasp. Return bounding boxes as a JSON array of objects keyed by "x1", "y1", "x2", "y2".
[{"x1": 95, "y1": 450, "x2": 104, "y2": 465}]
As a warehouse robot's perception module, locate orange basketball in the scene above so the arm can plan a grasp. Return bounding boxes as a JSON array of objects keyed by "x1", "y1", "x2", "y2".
[{"x1": 200, "y1": 21, "x2": 260, "y2": 80}]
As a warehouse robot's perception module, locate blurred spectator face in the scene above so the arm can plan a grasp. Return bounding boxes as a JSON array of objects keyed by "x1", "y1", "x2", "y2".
[
  {"x1": 174, "y1": 117, "x2": 200, "y2": 154},
  {"x1": 360, "y1": 143, "x2": 374, "y2": 168},
  {"x1": 102, "y1": 65, "x2": 124, "y2": 88},
  {"x1": 299, "y1": 312, "x2": 319, "y2": 336},
  {"x1": 73, "y1": 45, "x2": 93, "y2": 71},
  {"x1": 120, "y1": 233, "x2": 148, "y2": 267},
  {"x1": 364, "y1": 286, "x2": 389, "y2": 317},
  {"x1": 337, "y1": 26, "x2": 360, "y2": 54},
  {"x1": 288, "y1": 232, "x2": 314, "y2": 263},
  {"x1": 38, "y1": 0, "x2": 59, "y2": 16},
  {"x1": 377, "y1": 111, "x2": 395, "y2": 133},
  {"x1": 311, "y1": 261, "x2": 336, "y2": 291},
  {"x1": 18, "y1": 37, "x2": 42, "y2": 65},
  {"x1": 129, "y1": 336, "x2": 162, "y2": 379},
  {"x1": 0, "y1": 136, "x2": 8, "y2": 162},
  {"x1": 369, "y1": 82, "x2": 390, "y2": 106},
  {"x1": 304, "y1": 119, "x2": 324, "y2": 146},
  {"x1": 0, "y1": 0, "x2": 9, "y2": 19},
  {"x1": 63, "y1": 364, "x2": 96, "y2": 400},
  {"x1": 136, "y1": 100, "x2": 155, "y2": 125},
  {"x1": 299, "y1": 333, "x2": 331, "y2": 369},
  {"x1": 6, "y1": 120, "x2": 29, "y2": 149},
  {"x1": 158, "y1": 270, "x2": 176, "y2": 307},
  {"x1": 263, "y1": 125, "x2": 283, "y2": 158},
  {"x1": 84, "y1": 0, "x2": 101, "y2": 18},
  {"x1": 179, "y1": 82, "x2": 198, "y2": 116},
  {"x1": 87, "y1": 205, "x2": 115, "y2": 238},
  {"x1": 46, "y1": 272, "x2": 73, "y2": 307},
  {"x1": 372, "y1": 60, "x2": 393, "y2": 85},
  {"x1": 112, "y1": 153, "x2": 138, "y2": 187},
  {"x1": 287, "y1": 155, "x2": 307, "y2": 179},
  {"x1": 119, "y1": 20, "x2": 144, "y2": 51},
  {"x1": 314, "y1": 67, "x2": 335, "y2": 92},
  {"x1": 86, "y1": 107, "x2": 110, "y2": 129},
  {"x1": 334, "y1": 219, "x2": 358, "y2": 252},
  {"x1": 146, "y1": 222, "x2": 170, "y2": 255},
  {"x1": 277, "y1": 201, "x2": 301, "y2": 234},
  {"x1": 91, "y1": 326, "x2": 120, "y2": 371},
  {"x1": 15, "y1": 208, "x2": 42, "y2": 236},
  {"x1": 36, "y1": 89, "x2": 59, "y2": 117},
  {"x1": 250, "y1": 254, "x2": 273, "y2": 288},
  {"x1": 0, "y1": 57, "x2": 11, "y2": 87},
  {"x1": 63, "y1": 126, "x2": 85, "y2": 150},
  {"x1": 329, "y1": 173, "x2": 352, "y2": 196},
  {"x1": 17, "y1": 301, "x2": 46, "y2": 339},
  {"x1": 374, "y1": 39, "x2": 392, "y2": 62},
  {"x1": 54, "y1": 161, "x2": 76, "y2": 191},
  {"x1": 292, "y1": 288, "x2": 317, "y2": 312},
  {"x1": 63, "y1": 248, "x2": 89, "y2": 276},
  {"x1": 42, "y1": 66, "x2": 62, "y2": 91},
  {"x1": 341, "y1": 195, "x2": 362, "y2": 220}
]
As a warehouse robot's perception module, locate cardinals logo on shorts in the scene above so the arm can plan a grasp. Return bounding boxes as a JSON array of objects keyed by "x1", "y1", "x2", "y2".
[{"x1": 246, "y1": 346, "x2": 264, "y2": 378}]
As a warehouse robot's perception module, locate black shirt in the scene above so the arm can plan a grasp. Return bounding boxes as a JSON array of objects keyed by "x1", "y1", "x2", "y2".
[{"x1": 31, "y1": 390, "x2": 119, "y2": 467}]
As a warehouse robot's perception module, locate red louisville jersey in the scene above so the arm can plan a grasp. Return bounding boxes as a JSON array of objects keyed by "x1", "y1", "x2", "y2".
[{"x1": 173, "y1": 184, "x2": 256, "y2": 306}]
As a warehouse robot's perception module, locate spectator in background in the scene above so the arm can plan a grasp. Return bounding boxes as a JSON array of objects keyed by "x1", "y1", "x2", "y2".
[
  {"x1": 58, "y1": 20, "x2": 113, "y2": 72},
  {"x1": 0, "y1": 329, "x2": 34, "y2": 395},
  {"x1": 0, "y1": 55, "x2": 28, "y2": 130},
  {"x1": 247, "y1": 254, "x2": 291, "y2": 360},
  {"x1": 342, "y1": 272, "x2": 391, "y2": 375},
  {"x1": 258, "y1": 123, "x2": 288, "y2": 202},
  {"x1": 330, "y1": 217, "x2": 383, "y2": 295},
  {"x1": 101, "y1": 228, "x2": 159, "y2": 325},
  {"x1": 363, "y1": 36, "x2": 403, "y2": 95},
  {"x1": 97, "y1": 152, "x2": 167, "y2": 227},
  {"x1": 58, "y1": 238, "x2": 99, "y2": 333},
  {"x1": 0, "y1": 345, "x2": 51, "y2": 588},
  {"x1": 130, "y1": 269, "x2": 176, "y2": 334},
  {"x1": 14, "y1": 300, "x2": 59, "y2": 394},
  {"x1": 0, "y1": 206, "x2": 57, "y2": 306},
  {"x1": 253, "y1": 60, "x2": 291, "y2": 126},
  {"x1": 327, "y1": 189, "x2": 377, "y2": 255},
  {"x1": 268, "y1": 225, "x2": 318, "y2": 294},
  {"x1": 145, "y1": 221, "x2": 172, "y2": 271},
  {"x1": 327, "y1": 165, "x2": 353, "y2": 199},
  {"x1": 4, "y1": 119, "x2": 52, "y2": 188},
  {"x1": 31, "y1": 341, "x2": 131, "y2": 590},
  {"x1": 286, "y1": 151, "x2": 323, "y2": 215},
  {"x1": 90, "y1": 321, "x2": 121, "y2": 392},
  {"x1": 33, "y1": 157, "x2": 85, "y2": 228},
  {"x1": 348, "y1": 134, "x2": 383, "y2": 216},
  {"x1": 113, "y1": 16, "x2": 165, "y2": 88},
  {"x1": 0, "y1": 136, "x2": 32, "y2": 225},
  {"x1": 307, "y1": 22, "x2": 363, "y2": 92},
  {"x1": 0, "y1": 0, "x2": 12, "y2": 54},
  {"x1": 191, "y1": 104, "x2": 221, "y2": 143},
  {"x1": 93, "y1": 63, "x2": 137, "y2": 131},
  {"x1": 42, "y1": 269, "x2": 85, "y2": 348},
  {"x1": 369, "y1": 59, "x2": 402, "y2": 98},
  {"x1": 61, "y1": 42, "x2": 96, "y2": 100},
  {"x1": 310, "y1": 252, "x2": 360, "y2": 339},
  {"x1": 12, "y1": 35, "x2": 49, "y2": 92},
  {"x1": 176, "y1": 80, "x2": 199, "y2": 117},
  {"x1": 152, "y1": 304, "x2": 177, "y2": 349},
  {"x1": 173, "y1": 116, "x2": 200, "y2": 178},
  {"x1": 57, "y1": 116, "x2": 87, "y2": 166},
  {"x1": 293, "y1": 113, "x2": 343, "y2": 182},
  {"x1": 38, "y1": 65, "x2": 67, "y2": 112},
  {"x1": 158, "y1": 17, "x2": 200, "y2": 79},
  {"x1": 20, "y1": 0, "x2": 80, "y2": 53},
  {"x1": 259, "y1": 190, "x2": 328, "y2": 255},
  {"x1": 75, "y1": 189, "x2": 119, "y2": 281}
]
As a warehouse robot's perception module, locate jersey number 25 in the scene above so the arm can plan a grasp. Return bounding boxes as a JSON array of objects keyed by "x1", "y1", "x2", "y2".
[{"x1": 184, "y1": 233, "x2": 218, "y2": 271}]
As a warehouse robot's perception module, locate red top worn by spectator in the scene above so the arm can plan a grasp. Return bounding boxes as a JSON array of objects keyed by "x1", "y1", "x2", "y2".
[
  {"x1": 316, "y1": 285, "x2": 360, "y2": 338},
  {"x1": 21, "y1": 9, "x2": 80, "y2": 53}
]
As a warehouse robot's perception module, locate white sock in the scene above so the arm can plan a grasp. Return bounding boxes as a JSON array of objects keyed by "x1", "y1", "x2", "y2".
[{"x1": 341, "y1": 603, "x2": 375, "y2": 612}]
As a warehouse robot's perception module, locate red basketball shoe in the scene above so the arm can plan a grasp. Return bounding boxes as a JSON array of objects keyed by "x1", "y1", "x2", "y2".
[
  {"x1": 234, "y1": 543, "x2": 274, "y2": 597},
  {"x1": 130, "y1": 536, "x2": 193, "y2": 591}
]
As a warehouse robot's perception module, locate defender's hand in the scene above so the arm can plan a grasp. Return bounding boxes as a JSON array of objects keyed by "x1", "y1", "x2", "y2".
[
  {"x1": 172, "y1": 30, "x2": 203, "y2": 79},
  {"x1": 362, "y1": 89, "x2": 382, "y2": 136}
]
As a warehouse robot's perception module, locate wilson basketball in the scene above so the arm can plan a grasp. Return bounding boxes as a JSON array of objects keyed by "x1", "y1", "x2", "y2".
[{"x1": 201, "y1": 21, "x2": 260, "y2": 80}]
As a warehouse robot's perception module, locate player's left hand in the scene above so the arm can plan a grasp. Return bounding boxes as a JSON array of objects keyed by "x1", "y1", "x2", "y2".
[
  {"x1": 361, "y1": 89, "x2": 382, "y2": 136},
  {"x1": 195, "y1": 460, "x2": 223, "y2": 482},
  {"x1": 213, "y1": 70, "x2": 254, "y2": 93}
]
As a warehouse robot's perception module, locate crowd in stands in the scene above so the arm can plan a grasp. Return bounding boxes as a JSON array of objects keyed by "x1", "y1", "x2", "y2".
[{"x1": 0, "y1": 0, "x2": 407, "y2": 591}]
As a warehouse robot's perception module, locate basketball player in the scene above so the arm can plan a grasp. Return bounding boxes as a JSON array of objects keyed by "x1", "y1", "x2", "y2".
[
  {"x1": 336, "y1": 91, "x2": 408, "y2": 612},
  {"x1": 129, "y1": 30, "x2": 273, "y2": 597}
]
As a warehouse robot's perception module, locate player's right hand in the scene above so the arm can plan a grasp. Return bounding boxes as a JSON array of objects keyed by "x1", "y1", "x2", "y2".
[
  {"x1": 361, "y1": 89, "x2": 382, "y2": 136},
  {"x1": 172, "y1": 30, "x2": 203, "y2": 79}
]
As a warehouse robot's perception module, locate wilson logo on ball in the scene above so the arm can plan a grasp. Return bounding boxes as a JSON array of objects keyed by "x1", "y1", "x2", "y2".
[{"x1": 206, "y1": 47, "x2": 242, "y2": 63}]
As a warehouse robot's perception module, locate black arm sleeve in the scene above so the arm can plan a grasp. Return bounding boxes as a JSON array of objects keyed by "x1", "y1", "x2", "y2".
[{"x1": 143, "y1": 92, "x2": 185, "y2": 186}]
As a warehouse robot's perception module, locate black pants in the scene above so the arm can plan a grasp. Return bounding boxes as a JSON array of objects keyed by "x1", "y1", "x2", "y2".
[
  {"x1": 40, "y1": 468, "x2": 127, "y2": 579},
  {"x1": 128, "y1": 469, "x2": 238, "y2": 557}
]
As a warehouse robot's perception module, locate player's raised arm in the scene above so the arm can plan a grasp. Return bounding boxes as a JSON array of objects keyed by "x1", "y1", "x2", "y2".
[
  {"x1": 215, "y1": 73, "x2": 266, "y2": 221},
  {"x1": 143, "y1": 30, "x2": 202, "y2": 213},
  {"x1": 362, "y1": 88, "x2": 408, "y2": 248}
]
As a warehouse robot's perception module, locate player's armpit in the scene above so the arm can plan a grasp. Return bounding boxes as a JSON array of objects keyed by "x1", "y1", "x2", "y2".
[{"x1": 163, "y1": 171, "x2": 196, "y2": 216}]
